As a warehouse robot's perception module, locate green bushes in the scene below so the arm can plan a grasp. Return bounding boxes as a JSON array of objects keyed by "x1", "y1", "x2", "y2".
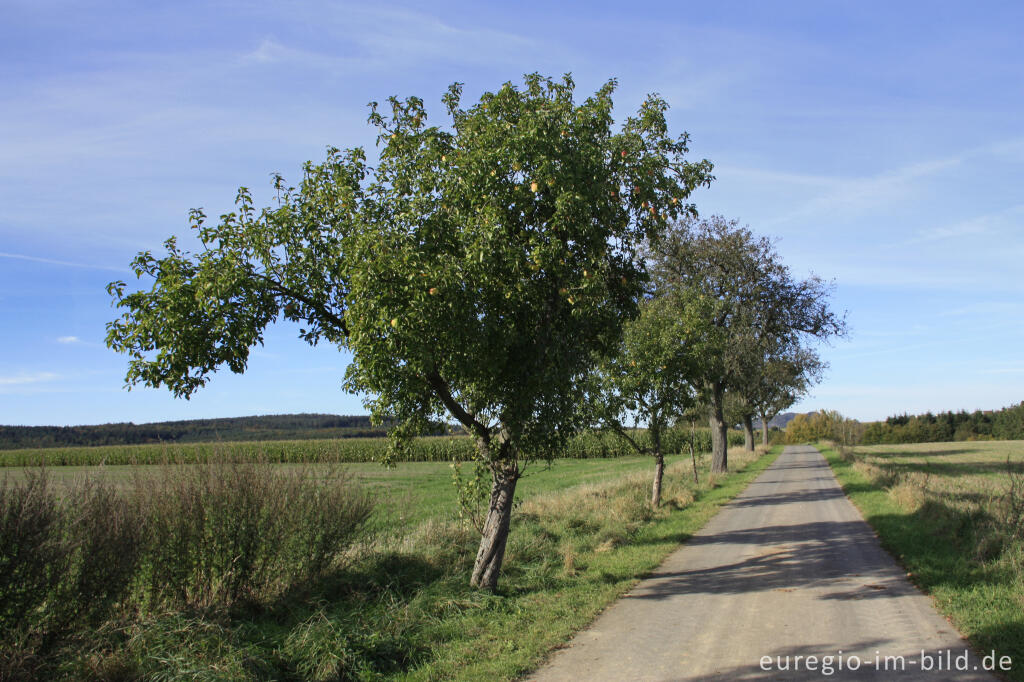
[
  {"x1": 0, "y1": 463, "x2": 373, "y2": 678},
  {"x1": 0, "y1": 428, "x2": 748, "y2": 468}
]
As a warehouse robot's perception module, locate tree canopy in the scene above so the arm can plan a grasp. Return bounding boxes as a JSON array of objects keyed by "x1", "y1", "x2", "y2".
[
  {"x1": 648, "y1": 214, "x2": 845, "y2": 471},
  {"x1": 106, "y1": 73, "x2": 713, "y2": 590},
  {"x1": 590, "y1": 293, "x2": 700, "y2": 508}
]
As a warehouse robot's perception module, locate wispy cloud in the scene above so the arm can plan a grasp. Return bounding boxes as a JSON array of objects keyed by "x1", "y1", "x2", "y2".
[
  {"x1": 713, "y1": 165, "x2": 843, "y2": 189},
  {"x1": 813, "y1": 261, "x2": 981, "y2": 291},
  {"x1": 335, "y1": 6, "x2": 541, "y2": 67},
  {"x1": 937, "y1": 301, "x2": 1024, "y2": 318},
  {"x1": 0, "y1": 372, "x2": 59, "y2": 386},
  {"x1": 238, "y1": 7, "x2": 543, "y2": 75},
  {"x1": 57, "y1": 336, "x2": 80, "y2": 344},
  {"x1": 900, "y1": 203, "x2": 1024, "y2": 246},
  {"x1": 0, "y1": 251, "x2": 126, "y2": 272},
  {"x1": 764, "y1": 156, "x2": 962, "y2": 229}
]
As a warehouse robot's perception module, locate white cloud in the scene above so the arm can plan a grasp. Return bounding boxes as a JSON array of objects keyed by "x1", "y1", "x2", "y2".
[{"x1": 56, "y1": 336, "x2": 80, "y2": 344}]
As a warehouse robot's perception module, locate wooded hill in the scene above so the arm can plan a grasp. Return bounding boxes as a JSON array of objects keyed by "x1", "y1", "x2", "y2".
[{"x1": 0, "y1": 414, "x2": 448, "y2": 450}]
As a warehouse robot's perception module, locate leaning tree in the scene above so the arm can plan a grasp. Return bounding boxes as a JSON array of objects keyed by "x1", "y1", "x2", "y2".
[
  {"x1": 106, "y1": 74, "x2": 712, "y2": 590},
  {"x1": 649, "y1": 215, "x2": 845, "y2": 473}
]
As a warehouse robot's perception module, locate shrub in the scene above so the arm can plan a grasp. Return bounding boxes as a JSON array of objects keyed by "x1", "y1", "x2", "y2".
[
  {"x1": 137, "y1": 461, "x2": 374, "y2": 611},
  {"x1": 0, "y1": 470, "x2": 67, "y2": 633},
  {"x1": 0, "y1": 462, "x2": 374, "y2": 677},
  {"x1": 1, "y1": 471, "x2": 145, "y2": 677}
]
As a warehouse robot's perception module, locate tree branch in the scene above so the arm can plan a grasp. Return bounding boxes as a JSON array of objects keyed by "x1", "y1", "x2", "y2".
[
  {"x1": 608, "y1": 421, "x2": 649, "y2": 456},
  {"x1": 425, "y1": 370, "x2": 490, "y2": 440},
  {"x1": 256, "y1": 273, "x2": 349, "y2": 337}
]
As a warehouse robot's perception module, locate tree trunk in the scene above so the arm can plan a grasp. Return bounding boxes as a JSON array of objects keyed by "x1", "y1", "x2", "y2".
[
  {"x1": 708, "y1": 382, "x2": 728, "y2": 473},
  {"x1": 470, "y1": 460, "x2": 520, "y2": 591},
  {"x1": 651, "y1": 452, "x2": 664, "y2": 509},
  {"x1": 689, "y1": 419, "x2": 699, "y2": 484},
  {"x1": 649, "y1": 423, "x2": 664, "y2": 509},
  {"x1": 742, "y1": 414, "x2": 755, "y2": 452},
  {"x1": 761, "y1": 411, "x2": 770, "y2": 447}
]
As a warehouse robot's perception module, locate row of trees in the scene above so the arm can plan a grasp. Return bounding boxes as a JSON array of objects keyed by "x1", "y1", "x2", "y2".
[
  {"x1": 777, "y1": 404, "x2": 1024, "y2": 447},
  {"x1": 861, "y1": 404, "x2": 1024, "y2": 444},
  {"x1": 106, "y1": 74, "x2": 842, "y2": 590},
  {"x1": 0, "y1": 414, "x2": 415, "y2": 450},
  {"x1": 590, "y1": 216, "x2": 843, "y2": 509}
]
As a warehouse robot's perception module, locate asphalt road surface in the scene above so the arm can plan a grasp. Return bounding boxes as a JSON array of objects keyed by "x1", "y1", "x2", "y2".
[{"x1": 529, "y1": 445, "x2": 994, "y2": 681}]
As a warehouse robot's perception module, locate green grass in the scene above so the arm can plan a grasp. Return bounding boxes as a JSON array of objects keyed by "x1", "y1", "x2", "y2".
[
  {"x1": 820, "y1": 441, "x2": 1024, "y2": 681},
  {"x1": 3, "y1": 456, "x2": 689, "y2": 532},
  {"x1": 11, "y1": 445, "x2": 779, "y2": 679}
]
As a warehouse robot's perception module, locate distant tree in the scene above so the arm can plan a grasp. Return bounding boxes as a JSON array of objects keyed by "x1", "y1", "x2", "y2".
[
  {"x1": 784, "y1": 409, "x2": 859, "y2": 445},
  {"x1": 591, "y1": 293, "x2": 699, "y2": 508},
  {"x1": 746, "y1": 346, "x2": 824, "y2": 447},
  {"x1": 649, "y1": 215, "x2": 845, "y2": 472},
  {"x1": 722, "y1": 390, "x2": 756, "y2": 453},
  {"x1": 106, "y1": 74, "x2": 712, "y2": 591}
]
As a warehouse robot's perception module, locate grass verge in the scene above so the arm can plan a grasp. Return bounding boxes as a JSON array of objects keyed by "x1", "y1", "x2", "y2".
[
  {"x1": 819, "y1": 442, "x2": 1024, "y2": 682},
  {"x1": 3, "y1": 446, "x2": 779, "y2": 680}
]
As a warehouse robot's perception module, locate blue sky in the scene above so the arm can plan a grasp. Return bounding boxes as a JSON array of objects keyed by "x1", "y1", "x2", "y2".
[{"x1": 2, "y1": 1, "x2": 1022, "y2": 426}]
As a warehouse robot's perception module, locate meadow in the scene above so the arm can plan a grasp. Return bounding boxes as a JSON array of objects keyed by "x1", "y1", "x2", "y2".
[
  {"x1": 1, "y1": 441, "x2": 775, "y2": 680},
  {"x1": 822, "y1": 440, "x2": 1024, "y2": 681}
]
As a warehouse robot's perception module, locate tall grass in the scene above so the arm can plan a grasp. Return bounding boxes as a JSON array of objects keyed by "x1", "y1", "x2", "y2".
[
  {"x1": 1, "y1": 446, "x2": 775, "y2": 680},
  {"x1": 0, "y1": 462, "x2": 373, "y2": 679}
]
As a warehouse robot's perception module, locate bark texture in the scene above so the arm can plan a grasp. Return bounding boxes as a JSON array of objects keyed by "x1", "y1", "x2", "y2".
[
  {"x1": 470, "y1": 460, "x2": 520, "y2": 591},
  {"x1": 761, "y1": 412, "x2": 770, "y2": 447},
  {"x1": 708, "y1": 382, "x2": 728, "y2": 473},
  {"x1": 651, "y1": 453, "x2": 664, "y2": 509},
  {"x1": 742, "y1": 414, "x2": 755, "y2": 452}
]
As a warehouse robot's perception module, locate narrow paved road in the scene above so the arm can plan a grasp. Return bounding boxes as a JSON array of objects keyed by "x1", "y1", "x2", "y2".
[{"x1": 529, "y1": 446, "x2": 993, "y2": 681}]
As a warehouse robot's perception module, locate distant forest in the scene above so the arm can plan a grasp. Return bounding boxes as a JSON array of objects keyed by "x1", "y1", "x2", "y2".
[
  {"x1": 0, "y1": 414, "x2": 450, "y2": 450},
  {"x1": 861, "y1": 402, "x2": 1024, "y2": 444}
]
